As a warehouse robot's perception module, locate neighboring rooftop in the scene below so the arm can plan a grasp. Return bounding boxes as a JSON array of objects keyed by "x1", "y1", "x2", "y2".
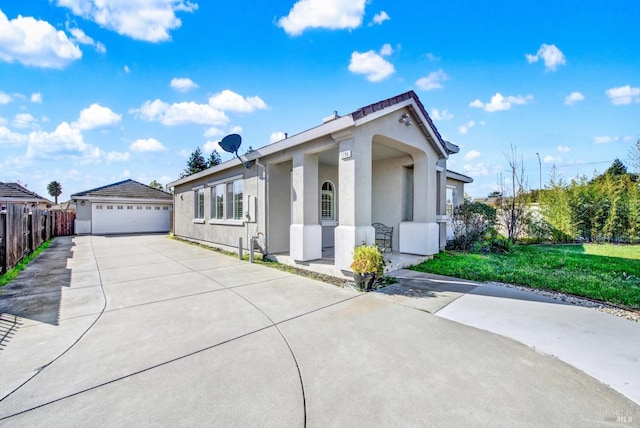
[
  {"x1": 0, "y1": 182, "x2": 52, "y2": 203},
  {"x1": 71, "y1": 179, "x2": 172, "y2": 200}
]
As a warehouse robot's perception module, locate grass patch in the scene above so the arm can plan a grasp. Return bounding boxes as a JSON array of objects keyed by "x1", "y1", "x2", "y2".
[
  {"x1": 0, "y1": 238, "x2": 54, "y2": 289},
  {"x1": 411, "y1": 243, "x2": 640, "y2": 310}
]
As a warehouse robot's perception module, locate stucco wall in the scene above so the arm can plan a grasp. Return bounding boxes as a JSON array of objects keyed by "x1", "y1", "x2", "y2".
[
  {"x1": 173, "y1": 164, "x2": 265, "y2": 251},
  {"x1": 371, "y1": 155, "x2": 413, "y2": 252},
  {"x1": 267, "y1": 160, "x2": 292, "y2": 254}
]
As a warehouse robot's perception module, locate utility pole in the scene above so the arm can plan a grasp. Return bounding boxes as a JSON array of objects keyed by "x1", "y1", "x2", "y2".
[{"x1": 536, "y1": 152, "x2": 542, "y2": 190}]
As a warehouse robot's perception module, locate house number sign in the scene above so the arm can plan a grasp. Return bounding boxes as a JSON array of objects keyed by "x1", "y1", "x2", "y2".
[{"x1": 339, "y1": 150, "x2": 352, "y2": 159}]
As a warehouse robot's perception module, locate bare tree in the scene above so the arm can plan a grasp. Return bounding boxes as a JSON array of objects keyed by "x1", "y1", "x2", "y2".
[
  {"x1": 627, "y1": 139, "x2": 640, "y2": 174},
  {"x1": 495, "y1": 145, "x2": 531, "y2": 243}
]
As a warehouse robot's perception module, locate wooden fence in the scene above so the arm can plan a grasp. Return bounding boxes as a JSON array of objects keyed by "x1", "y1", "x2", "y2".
[{"x1": 0, "y1": 204, "x2": 75, "y2": 275}]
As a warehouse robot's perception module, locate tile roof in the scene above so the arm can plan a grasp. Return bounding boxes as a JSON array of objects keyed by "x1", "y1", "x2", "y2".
[
  {"x1": 71, "y1": 179, "x2": 172, "y2": 200},
  {"x1": 350, "y1": 90, "x2": 447, "y2": 153},
  {"x1": 0, "y1": 182, "x2": 51, "y2": 202}
]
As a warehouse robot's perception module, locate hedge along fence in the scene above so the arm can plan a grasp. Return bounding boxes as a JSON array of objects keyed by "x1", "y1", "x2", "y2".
[{"x1": 0, "y1": 203, "x2": 73, "y2": 275}]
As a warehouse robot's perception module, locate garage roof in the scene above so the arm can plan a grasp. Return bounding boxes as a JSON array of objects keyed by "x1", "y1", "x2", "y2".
[{"x1": 71, "y1": 179, "x2": 172, "y2": 200}]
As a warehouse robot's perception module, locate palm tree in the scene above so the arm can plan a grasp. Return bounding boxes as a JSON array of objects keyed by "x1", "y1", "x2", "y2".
[{"x1": 47, "y1": 180, "x2": 62, "y2": 204}]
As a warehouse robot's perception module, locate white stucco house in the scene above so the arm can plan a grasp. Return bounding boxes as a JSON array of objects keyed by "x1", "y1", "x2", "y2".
[
  {"x1": 71, "y1": 179, "x2": 173, "y2": 235},
  {"x1": 169, "y1": 91, "x2": 472, "y2": 273}
]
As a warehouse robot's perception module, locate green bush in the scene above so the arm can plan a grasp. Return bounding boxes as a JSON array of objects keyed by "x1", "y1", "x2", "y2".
[{"x1": 447, "y1": 201, "x2": 497, "y2": 251}]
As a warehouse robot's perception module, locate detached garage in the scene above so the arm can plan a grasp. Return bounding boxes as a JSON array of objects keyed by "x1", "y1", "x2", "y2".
[{"x1": 71, "y1": 179, "x2": 173, "y2": 235}]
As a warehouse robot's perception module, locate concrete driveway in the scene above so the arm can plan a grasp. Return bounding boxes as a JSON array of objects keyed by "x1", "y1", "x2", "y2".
[{"x1": 0, "y1": 235, "x2": 638, "y2": 427}]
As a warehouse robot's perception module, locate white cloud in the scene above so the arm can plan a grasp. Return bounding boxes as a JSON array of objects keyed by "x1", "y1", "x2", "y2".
[
  {"x1": 204, "y1": 127, "x2": 224, "y2": 138},
  {"x1": 379, "y1": 43, "x2": 393, "y2": 56},
  {"x1": 106, "y1": 151, "x2": 130, "y2": 161},
  {"x1": 124, "y1": 65, "x2": 131, "y2": 73},
  {"x1": 430, "y1": 108, "x2": 453, "y2": 121},
  {"x1": 203, "y1": 141, "x2": 218, "y2": 154},
  {"x1": 26, "y1": 122, "x2": 89, "y2": 159},
  {"x1": 277, "y1": 0, "x2": 366, "y2": 36},
  {"x1": 0, "y1": 10, "x2": 82, "y2": 68},
  {"x1": 415, "y1": 69, "x2": 449, "y2": 91},
  {"x1": 623, "y1": 136, "x2": 635, "y2": 142},
  {"x1": 544, "y1": 155, "x2": 561, "y2": 163},
  {"x1": 208, "y1": 90, "x2": 269, "y2": 113},
  {"x1": 13, "y1": 113, "x2": 36, "y2": 129},
  {"x1": 68, "y1": 27, "x2": 105, "y2": 53},
  {"x1": 525, "y1": 43, "x2": 566, "y2": 71},
  {"x1": 0, "y1": 126, "x2": 27, "y2": 144},
  {"x1": 122, "y1": 169, "x2": 131, "y2": 177},
  {"x1": 458, "y1": 120, "x2": 475, "y2": 134},
  {"x1": 564, "y1": 91, "x2": 584, "y2": 105},
  {"x1": 55, "y1": 0, "x2": 198, "y2": 42},
  {"x1": 0, "y1": 91, "x2": 12, "y2": 104},
  {"x1": 72, "y1": 103, "x2": 121, "y2": 130},
  {"x1": 348, "y1": 49, "x2": 395, "y2": 82},
  {"x1": 132, "y1": 99, "x2": 229, "y2": 126},
  {"x1": 129, "y1": 138, "x2": 168, "y2": 152},
  {"x1": 593, "y1": 136, "x2": 619, "y2": 144},
  {"x1": 605, "y1": 85, "x2": 640, "y2": 105},
  {"x1": 463, "y1": 150, "x2": 481, "y2": 161},
  {"x1": 557, "y1": 145, "x2": 570, "y2": 152},
  {"x1": 369, "y1": 11, "x2": 390, "y2": 26},
  {"x1": 469, "y1": 93, "x2": 533, "y2": 112},
  {"x1": 170, "y1": 77, "x2": 198, "y2": 92},
  {"x1": 230, "y1": 125, "x2": 243, "y2": 134},
  {"x1": 463, "y1": 162, "x2": 492, "y2": 177},
  {"x1": 177, "y1": 149, "x2": 190, "y2": 158},
  {"x1": 425, "y1": 52, "x2": 440, "y2": 61},
  {"x1": 30, "y1": 92, "x2": 42, "y2": 103},
  {"x1": 270, "y1": 131, "x2": 286, "y2": 143}
]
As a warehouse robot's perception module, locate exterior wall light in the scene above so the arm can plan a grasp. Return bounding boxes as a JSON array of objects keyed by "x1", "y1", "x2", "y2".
[{"x1": 399, "y1": 113, "x2": 412, "y2": 126}]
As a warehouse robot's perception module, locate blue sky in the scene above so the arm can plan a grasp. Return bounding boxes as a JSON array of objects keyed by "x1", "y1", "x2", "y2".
[{"x1": 1, "y1": 0, "x2": 639, "y2": 201}]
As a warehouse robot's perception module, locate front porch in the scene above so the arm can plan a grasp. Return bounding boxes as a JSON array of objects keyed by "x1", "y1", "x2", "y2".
[{"x1": 268, "y1": 247, "x2": 430, "y2": 281}]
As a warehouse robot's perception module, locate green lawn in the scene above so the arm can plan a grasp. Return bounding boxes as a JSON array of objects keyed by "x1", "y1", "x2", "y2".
[{"x1": 410, "y1": 244, "x2": 640, "y2": 309}]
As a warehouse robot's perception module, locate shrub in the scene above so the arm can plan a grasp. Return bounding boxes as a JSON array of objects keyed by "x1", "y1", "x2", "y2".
[
  {"x1": 447, "y1": 201, "x2": 497, "y2": 251},
  {"x1": 350, "y1": 244, "x2": 383, "y2": 275}
]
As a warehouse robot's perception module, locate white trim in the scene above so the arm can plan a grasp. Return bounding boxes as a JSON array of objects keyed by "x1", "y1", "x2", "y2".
[
  {"x1": 192, "y1": 184, "x2": 204, "y2": 190},
  {"x1": 192, "y1": 219, "x2": 205, "y2": 224},
  {"x1": 208, "y1": 219, "x2": 244, "y2": 226},
  {"x1": 207, "y1": 174, "x2": 243, "y2": 187}
]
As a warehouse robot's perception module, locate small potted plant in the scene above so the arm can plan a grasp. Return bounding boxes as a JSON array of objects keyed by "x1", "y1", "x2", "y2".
[{"x1": 350, "y1": 244, "x2": 383, "y2": 291}]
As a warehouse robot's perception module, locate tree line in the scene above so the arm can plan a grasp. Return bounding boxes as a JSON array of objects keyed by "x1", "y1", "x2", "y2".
[{"x1": 538, "y1": 159, "x2": 640, "y2": 243}]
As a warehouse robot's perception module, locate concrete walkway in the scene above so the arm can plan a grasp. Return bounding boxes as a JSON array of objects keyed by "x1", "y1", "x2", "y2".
[
  {"x1": 380, "y1": 270, "x2": 640, "y2": 407},
  {"x1": 0, "y1": 235, "x2": 638, "y2": 427}
]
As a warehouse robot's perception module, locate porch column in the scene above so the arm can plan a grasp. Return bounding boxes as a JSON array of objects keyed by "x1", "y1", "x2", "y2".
[
  {"x1": 399, "y1": 153, "x2": 439, "y2": 255},
  {"x1": 333, "y1": 130, "x2": 375, "y2": 270},
  {"x1": 290, "y1": 152, "x2": 322, "y2": 261}
]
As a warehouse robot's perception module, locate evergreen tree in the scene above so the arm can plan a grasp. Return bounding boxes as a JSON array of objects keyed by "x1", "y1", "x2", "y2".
[
  {"x1": 604, "y1": 158, "x2": 627, "y2": 176},
  {"x1": 149, "y1": 180, "x2": 164, "y2": 190},
  {"x1": 47, "y1": 180, "x2": 62, "y2": 204},
  {"x1": 180, "y1": 147, "x2": 207, "y2": 178},
  {"x1": 207, "y1": 150, "x2": 222, "y2": 168}
]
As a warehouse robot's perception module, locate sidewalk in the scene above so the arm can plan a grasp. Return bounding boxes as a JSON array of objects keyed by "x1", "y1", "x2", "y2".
[{"x1": 380, "y1": 269, "x2": 640, "y2": 405}]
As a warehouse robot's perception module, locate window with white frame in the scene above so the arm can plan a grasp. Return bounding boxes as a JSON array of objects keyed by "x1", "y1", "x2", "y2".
[
  {"x1": 208, "y1": 178, "x2": 243, "y2": 222},
  {"x1": 195, "y1": 188, "x2": 205, "y2": 219},
  {"x1": 321, "y1": 181, "x2": 335, "y2": 221},
  {"x1": 211, "y1": 183, "x2": 224, "y2": 220}
]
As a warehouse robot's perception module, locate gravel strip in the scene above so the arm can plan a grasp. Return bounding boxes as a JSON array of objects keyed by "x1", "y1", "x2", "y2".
[{"x1": 487, "y1": 281, "x2": 640, "y2": 323}]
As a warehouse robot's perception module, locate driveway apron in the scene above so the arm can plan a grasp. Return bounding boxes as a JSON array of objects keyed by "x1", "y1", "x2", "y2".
[{"x1": 0, "y1": 235, "x2": 638, "y2": 427}]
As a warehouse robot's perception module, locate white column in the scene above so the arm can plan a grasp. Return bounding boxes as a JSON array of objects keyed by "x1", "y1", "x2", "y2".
[
  {"x1": 290, "y1": 152, "x2": 322, "y2": 261},
  {"x1": 333, "y1": 130, "x2": 375, "y2": 270}
]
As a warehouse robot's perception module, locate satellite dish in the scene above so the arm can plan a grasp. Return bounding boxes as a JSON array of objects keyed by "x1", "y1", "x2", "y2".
[
  {"x1": 218, "y1": 133, "x2": 254, "y2": 169},
  {"x1": 219, "y1": 134, "x2": 242, "y2": 156}
]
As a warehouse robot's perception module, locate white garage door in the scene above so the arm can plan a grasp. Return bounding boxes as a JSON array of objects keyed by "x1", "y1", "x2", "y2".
[{"x1": 92, "y1": 203, "x2": 170, "y2": 234}]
